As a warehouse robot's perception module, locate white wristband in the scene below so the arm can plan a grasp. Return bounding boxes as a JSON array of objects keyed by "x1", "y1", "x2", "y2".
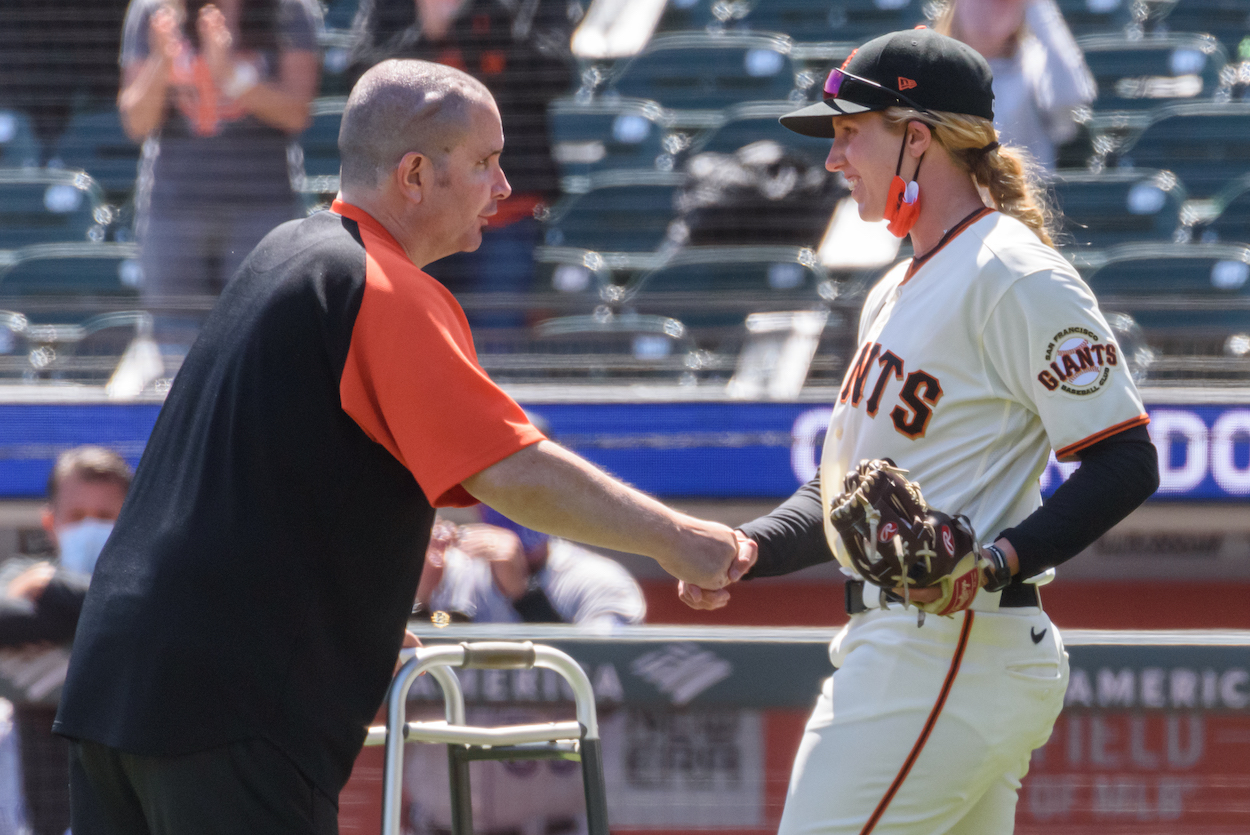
[{"x1": 223, "y1": 61, "x2": 259, "y2": 99}]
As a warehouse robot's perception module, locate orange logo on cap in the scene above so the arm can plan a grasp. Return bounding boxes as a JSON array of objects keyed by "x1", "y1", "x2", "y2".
[
  {"x1": 898, "y1": 77, "x2": 917, "y2": 90},
  {"x1": 840, "y1": 49, "x2": 858, "y2": 70}
]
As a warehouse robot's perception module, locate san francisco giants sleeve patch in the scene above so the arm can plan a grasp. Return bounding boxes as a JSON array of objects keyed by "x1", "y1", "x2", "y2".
[{"x1": 1036, "y1": 326, "x2": 1118, "y2": 397}]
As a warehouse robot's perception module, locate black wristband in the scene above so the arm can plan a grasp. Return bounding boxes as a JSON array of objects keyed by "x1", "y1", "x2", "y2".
[{"x1": 982, "y1": 543, "x2": 1013, "y2": 593}]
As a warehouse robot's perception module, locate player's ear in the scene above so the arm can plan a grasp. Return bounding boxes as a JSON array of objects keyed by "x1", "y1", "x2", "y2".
[
  {"x1": 905, "y1": 121, "x2": 932, "y2": 157},
  {"x1": 395, "y1": 151, "x2": 426, "y2": 205}
]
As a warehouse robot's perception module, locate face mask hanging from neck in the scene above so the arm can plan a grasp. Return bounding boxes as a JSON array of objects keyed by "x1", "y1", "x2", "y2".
[{"x1": 884, "y1": 127, "x2": 924, "y2": 238}]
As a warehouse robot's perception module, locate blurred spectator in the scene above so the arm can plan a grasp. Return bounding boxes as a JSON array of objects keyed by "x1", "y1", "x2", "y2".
[
  {"x1": 0, "y1": 0, "x2": 130, "y2": 157},
  {"x1": 0, "y1": 446, "x2": 132, "y2": 835},
  {"x1": 119, "y1": 0, "x2": 322, "y2": 345},
  {"x1": 933, "y1": 0, "x2": 1095, "y2": 170},
  {"x1": 347, "y1": 0, "x2": 576, "y2": 323},
  {"x1": 415, "y1": 511, "x2": 646, "y2": 629}
]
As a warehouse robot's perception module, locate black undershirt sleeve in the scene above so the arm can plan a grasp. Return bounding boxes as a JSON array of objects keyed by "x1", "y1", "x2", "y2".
[
  {"x1": 1003, "y1": 423, "x2": 1158, "y2": 581},
  {"x1": 737, "y1": 475, "x2": 832, "y2": 579},
  {"x1": 735, "y1": 423, "x2": 1159, "y2": 582}
]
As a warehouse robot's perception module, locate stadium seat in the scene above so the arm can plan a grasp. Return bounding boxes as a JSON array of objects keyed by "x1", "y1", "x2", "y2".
[
  {"x1": 0, "y1": 109, "x2": 41, "y2": 168},
  {"x1": 323, "y1": 0, "x2": 360, "y2": 31},
  {"x1": 0, "y1": 242, "x2": 142, "y2": 296},
  {"x1": 543, "y1": 170, "x2": 687, "y2": 253},
  {"x1": 1187, "y1": 173, "x2": 1250, "y2": 245},
  {"x1": 0, "y1": 306, "x2": 155, "y2": 386},
  {"x1": 1109, "y1": 102, "x2": 1250, "y2": 199},
  {"x1": 478, "y1": 311, "x2": 726, "y2": 385},
  {"x1": 1144, "y1": 0, "x2": 1250, "y2": 57},
  {"x1": 625, "y1": 245, "x2": 830, "y2": 297},
  {"x1": 548, "y1": 97, "x2": 685, "y2": 177},
  {"x1": 1072, "y1": 242, "x2": 1250, "y2": 336},
  {"x1": 52, "y1": 108, "x2": 142, "y2": 202},
  {"x1": 605, "y1": 32, "x2": 801, "y2": 111},
  {"x1": 1054, "y1": 0, "x2": 1138, "y2": 38},
  {"x1": 1049, "y1": 167, "x2": 1187, "y2": 249},
  {"x1": 742, "y1": 0, "x2": 926, "y2": 44},
  {"x1": 693, "y1": 101, "x2": 833, "y2": 163},
  {"x1": 1078, "y1": 33, "x2": 1228, "y2": 113},
  {"x1": 0, "y1": 169, "x2": 111, "y2": 249},
  {"x1": 295, "y1": 97, "x2": 346, "y2": 197}
]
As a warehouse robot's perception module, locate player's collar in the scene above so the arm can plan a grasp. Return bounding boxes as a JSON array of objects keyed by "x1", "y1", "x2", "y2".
[{"x1": 902, "y1": 207, "x2": 995, "y2": 284}]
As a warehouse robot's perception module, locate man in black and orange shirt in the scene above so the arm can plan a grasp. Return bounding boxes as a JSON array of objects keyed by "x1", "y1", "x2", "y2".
[{"x1": 54, "y1": 59, "x2": 754, "y2": 835}]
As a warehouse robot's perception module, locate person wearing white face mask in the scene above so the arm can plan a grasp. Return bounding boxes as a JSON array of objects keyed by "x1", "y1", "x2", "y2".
[{"x1": 0, "y1": 446, "x2": 131, "y2": 835}]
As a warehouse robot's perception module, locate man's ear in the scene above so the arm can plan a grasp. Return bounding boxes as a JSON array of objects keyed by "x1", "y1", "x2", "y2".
[
  {"x1": 41, "y1": 504, "x2": 57, "y2": 542},
  {"x1": 396, "y1": 151, "x2": 427, "y2": 204}
]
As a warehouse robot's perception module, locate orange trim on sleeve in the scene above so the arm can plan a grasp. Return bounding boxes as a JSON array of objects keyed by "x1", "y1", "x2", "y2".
[
  {"x1": 1055, "y1": 413, "x2": 1151, "y2": 462},
  {"x1": 332, "y1": 199, "x2": 545, "y2": 507}
]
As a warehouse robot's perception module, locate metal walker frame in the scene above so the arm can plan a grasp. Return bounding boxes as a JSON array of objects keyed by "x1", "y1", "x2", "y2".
[{"x1": 363, "y1": 641, "x2": 609, "y2": 835}]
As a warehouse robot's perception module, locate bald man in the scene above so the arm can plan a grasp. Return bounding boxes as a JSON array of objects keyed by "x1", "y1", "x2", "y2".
[{"x1": 54, "y1": 60, "x2": 755, "y2": 835}]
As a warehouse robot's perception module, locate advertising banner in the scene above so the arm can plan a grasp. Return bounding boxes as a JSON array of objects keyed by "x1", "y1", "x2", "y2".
[
  {"x1": 334, "y1": 632, "x2": 1250, "y2": 834},
  {"x1": 0, "y1": 401, "x2": 1247, "y2": 500}
]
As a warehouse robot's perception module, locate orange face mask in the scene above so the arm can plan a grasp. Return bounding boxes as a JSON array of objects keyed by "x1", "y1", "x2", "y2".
[{"x1": 884, "y1": 128, "x2": 923, "y2": 238}]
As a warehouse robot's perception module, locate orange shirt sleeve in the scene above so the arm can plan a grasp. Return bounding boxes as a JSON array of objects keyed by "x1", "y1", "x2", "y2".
[{"x1": 335, "y1": 201, "x2": 544, "y2": 507}]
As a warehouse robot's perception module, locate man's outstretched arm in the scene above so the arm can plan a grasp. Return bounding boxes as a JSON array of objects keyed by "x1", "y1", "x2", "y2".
[{"x1": 462, "y1": 441, "x2": 753, "y2": 590}]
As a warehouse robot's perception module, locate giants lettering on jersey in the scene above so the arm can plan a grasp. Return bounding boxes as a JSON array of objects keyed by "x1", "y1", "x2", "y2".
[
  {"x1": 839, "y1": 341, "x2": 944, "y2": 439},
  {"x1": 1036, "y1": 326, "x2": 1117, "y2": 397}
]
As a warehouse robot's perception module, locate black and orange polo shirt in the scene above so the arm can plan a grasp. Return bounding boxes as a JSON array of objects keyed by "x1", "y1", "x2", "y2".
[{"x1": 55, "y1": 201, "x2": 543, "y2": 795}]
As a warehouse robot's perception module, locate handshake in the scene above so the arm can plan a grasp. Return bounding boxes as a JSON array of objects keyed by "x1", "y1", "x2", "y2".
[{"x1": 676, "y1": 529, "x2": 758, "y2": 611}]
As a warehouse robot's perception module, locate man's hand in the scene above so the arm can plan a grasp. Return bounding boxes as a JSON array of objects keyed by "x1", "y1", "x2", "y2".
[
  {"x1": 395, "y1": 629, "x2": 422, "y2": 675},
  {"x1": 677, "y1": 531, "x2": 757, "y2": 610},
  {"x1": 6, "y1": 562, "x2": 56, "y2": 602},
  {"x1": 456, "y1": 524, "x2": 530, "y2": 600}
]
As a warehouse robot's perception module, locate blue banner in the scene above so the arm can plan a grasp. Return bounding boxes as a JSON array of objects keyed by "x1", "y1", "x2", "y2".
[{"x1": 1, "y1": 401, "x2": 1248, "y2": 501}]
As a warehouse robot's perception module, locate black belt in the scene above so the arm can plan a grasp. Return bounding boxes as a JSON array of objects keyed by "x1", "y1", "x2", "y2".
[{"x1": 844, "y1": 579, "x2": 1040, "y2": 615}]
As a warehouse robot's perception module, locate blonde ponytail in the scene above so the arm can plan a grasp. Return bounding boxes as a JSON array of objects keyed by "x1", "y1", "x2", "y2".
[{"x1": 882, "y1": 108, "x2": 1059, "y2": 247}]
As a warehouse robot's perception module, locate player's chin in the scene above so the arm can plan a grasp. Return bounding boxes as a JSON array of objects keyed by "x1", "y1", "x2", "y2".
[{"x1": 855, "y1": 201, "x2": 885, "y2": 224}]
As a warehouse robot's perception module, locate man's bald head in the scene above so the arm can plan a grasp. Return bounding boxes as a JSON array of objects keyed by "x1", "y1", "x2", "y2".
[{"x1": 339, "y1": 59, "x2": 494, "y2": 190}]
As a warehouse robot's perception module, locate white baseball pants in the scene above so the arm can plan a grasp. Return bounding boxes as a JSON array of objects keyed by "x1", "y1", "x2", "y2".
[{"x1": 777, "y1": 605, "x2": 1068, "y2": 835}]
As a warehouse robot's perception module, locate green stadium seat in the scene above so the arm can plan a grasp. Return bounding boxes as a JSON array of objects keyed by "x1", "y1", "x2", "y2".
[
  {"x1": 543, "y1": 170, "x2": 687, "y2": 253},
  {"x1": 548, "y1": 97, "x2": 682, "y2": 176},
  {"x1": 607, "y1": 33, "x2": 801, "y2": 111},
  {"x1": 295, "y1": 97, "x2": 346, "y2": 197},
  {"x1": 694, "y1": 101, "x2": 832, "y2": 163},
  {"x1": 0, "y1": 307, "x2": 155, "y2": 386},
  {"x1": 478, "y1": 312, "x2": 723, "y2": 385},
  {"x1": 1054, "y1": 0, "x2": 1138, "y2": 38},
  {"x1": 1191, "y1": 174, "x2": 1250, "y2": 245},
  {"x1": 1110, "y1": 102, "x2": 1250, "y2": 199},
  {"x1": 0, "y1": 169, "x2": 111, "y2": 249},
  {"x1": 0, "y1": 109, "x2": 41, "y2": 168},
  {"x1": 1072, "y1": 242, "x2": 1250, "y2": 335},
  {"x1": 1145, "y1": 0, "x2": 1250, "y2": 58},
  {"x1": 52, "y1": 108, "x2": 142, "y2": 202},
  {"x1": 0, "y1": 242, "x2": 142, "y2": 296},
  {"x1": 743, "y1": 0, "x2": 926, "y2": 43},
  {"x1": 323, "y1": 0, "x2": 360, "y2": 31},
  {"x1": 626, "y1": 245, "x2": 829, "y2": 296},
  {"x1": 1049, "y1": 167, "x2": 1187, "y2": 249},
  {"x1": 1078, "y1": 33, "x2": 1228, "y2": 113}
]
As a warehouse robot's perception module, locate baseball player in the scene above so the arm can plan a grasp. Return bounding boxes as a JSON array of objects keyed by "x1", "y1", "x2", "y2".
[{"x1": 682, "y1": 29, "x2": 1158, "y2": 834}]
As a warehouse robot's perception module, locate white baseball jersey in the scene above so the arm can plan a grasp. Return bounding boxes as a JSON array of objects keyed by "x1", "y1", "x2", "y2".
[
  {"x1": 778, "y1": 209, "x2": 1142, "y2": 835},
  {"x1": 819, "y1": 208, "x2": 1147, "y2": 589}
]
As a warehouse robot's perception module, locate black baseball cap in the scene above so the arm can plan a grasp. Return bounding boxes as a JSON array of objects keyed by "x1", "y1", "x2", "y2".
[{"x1": 780, "y1": 28, "x2": 995, "y2": 138}]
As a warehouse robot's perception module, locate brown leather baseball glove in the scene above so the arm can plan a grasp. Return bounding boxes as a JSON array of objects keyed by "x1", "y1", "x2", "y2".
[{"x1": 829, "y1": 459, "x2": 983, "y2": 617}]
